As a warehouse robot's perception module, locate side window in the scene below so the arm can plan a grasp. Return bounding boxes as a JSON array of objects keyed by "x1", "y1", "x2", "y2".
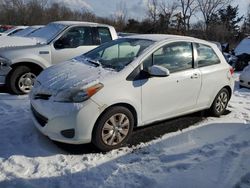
[
  {"x1": 195, "y1": 43, "x2": 220, "y2": 67},
  {"x1": 54, "y1": 27, "x2": 93, "y2": 49},
  {"x1": 143, "y1": 42, "x2": 193, "y2": 73},
  {"x1": 98, "y1": 27, "x2": 112, "y2": 44}
]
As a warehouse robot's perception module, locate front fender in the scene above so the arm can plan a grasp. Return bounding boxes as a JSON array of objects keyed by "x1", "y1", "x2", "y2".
[{"x1": 11, "y1": 55, "x2": 50, "y2": 69}]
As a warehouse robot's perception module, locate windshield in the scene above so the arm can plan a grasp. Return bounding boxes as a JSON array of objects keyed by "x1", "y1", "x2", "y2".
[
  {"x1": 82, "y1": 38, "x2": 154, "y2": 72},
  {"x1": 28, "y1": 23, "x2": 67, "y2": 43},
  {"x1": 3, "y1": 27, "x2": 20, "y2": 34},
  {"x1": 13, "y1": 27, "x2": 40, "y2": 37}
]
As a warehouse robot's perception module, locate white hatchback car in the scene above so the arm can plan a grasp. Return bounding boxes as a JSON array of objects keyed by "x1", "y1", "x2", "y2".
[{"x1": 30, "y1": 34, "x2": 234, "y2": 151}]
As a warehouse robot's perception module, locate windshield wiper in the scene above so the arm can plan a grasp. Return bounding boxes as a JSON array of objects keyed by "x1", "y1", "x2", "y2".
[{"x1": 86, "y1": 58, "x2": 101, "y2": 67}]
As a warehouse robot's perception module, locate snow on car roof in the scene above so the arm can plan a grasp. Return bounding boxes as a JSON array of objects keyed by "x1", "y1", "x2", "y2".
[{"x1": 52, "y1": 21, "x2": 111, "y2": 27}]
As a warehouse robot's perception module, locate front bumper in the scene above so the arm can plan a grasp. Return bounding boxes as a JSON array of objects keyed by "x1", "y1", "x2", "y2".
[
  {"x1": 239, "y1": 79, "x2": 250, "y2": 88},
  {"x1": 30, "y1": 98, "x2": 102, "y2": 144},
  {"x1": 239, "y1": 74, "x2": 250, "y2": 88}
]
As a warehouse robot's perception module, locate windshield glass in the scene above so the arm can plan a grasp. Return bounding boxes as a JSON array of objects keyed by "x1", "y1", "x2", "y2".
[
  {"x1": 13, "y1": 27, "x2": 40, "y2": 37},
  {"x1": 3, "y1": 27, "x2": 19, "y2": 34},
  {"x1": 28, "y1": 23, "x2": 67, "y2": 43},
  {"x1": 83, "y1": 38, "x2": 154, "y2": 72}
]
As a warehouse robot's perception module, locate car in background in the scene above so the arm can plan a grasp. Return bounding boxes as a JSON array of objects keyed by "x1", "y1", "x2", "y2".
[
  {"x1": 30, "y1": 34, "x2": 234, "y2": 151},
  {"x1": 229, "y1": 37, "x2": 250, "y2": 71},
  {"x1": 12, "y1": 25, "x2": 44, "y2": 37},
  {"x1": 0, "y1": 26, "x2": 44, "y2": 48},
  {"x1": 223, "y1": 52, "x2": 238, "y2": 68},
  {"x1": 0, "y1": 25, "x2": 13, "y2": 33},
  {"x1": 212, "y1": 41, "x2": 238, "y2": 70},
  {"x1": 239, "y1": 65, "x2": 250, "y2": 89},
  {"x1": 0, "y1": 21, "x2": 118, "y2": 94},
  {"x1": 0, "y1": 26, "x2": 27, "y2": 36}
]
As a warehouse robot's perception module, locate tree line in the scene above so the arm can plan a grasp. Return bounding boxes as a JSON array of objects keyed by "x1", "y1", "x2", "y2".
[{"x1": 0, "y1": 0, "x2": 250, "y2": 45}]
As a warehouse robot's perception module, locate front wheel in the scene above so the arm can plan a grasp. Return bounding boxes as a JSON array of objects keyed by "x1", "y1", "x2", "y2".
[
  {"x1": 210, "y1": 88, "x2": 230, "y2": 117},
  {"x1": 92, "y1": 106, "x2": 134, "y2": 152},
  {"x1": 7, "y1": 66, "x2": 38, "y2": 95}
]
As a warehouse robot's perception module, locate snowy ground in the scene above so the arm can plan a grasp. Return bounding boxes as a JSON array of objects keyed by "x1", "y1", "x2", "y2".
[{"x1": 0, "y1": 73, "x2": 250, "y2": 188}]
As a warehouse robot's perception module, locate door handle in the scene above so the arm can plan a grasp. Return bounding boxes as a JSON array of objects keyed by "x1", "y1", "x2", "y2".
[{"x1": 191, "y1": 73, "x2": 199, "y2": 79}]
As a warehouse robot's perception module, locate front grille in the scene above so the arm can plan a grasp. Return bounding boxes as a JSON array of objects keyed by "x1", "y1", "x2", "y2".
[
  {"x1": 34, "y1": 94, "x2": 51, "y2": 100},
  {"x1": 31, "y1": 105, "x2": 48, "y2": 127}
]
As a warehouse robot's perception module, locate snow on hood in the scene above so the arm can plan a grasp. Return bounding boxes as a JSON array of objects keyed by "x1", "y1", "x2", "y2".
[
  {"x1": 0, "y1": 36, "x2": 45, "y2": 49},
  {"x1": 32, "y1": 58, "x2": 115, "y2": 96}
]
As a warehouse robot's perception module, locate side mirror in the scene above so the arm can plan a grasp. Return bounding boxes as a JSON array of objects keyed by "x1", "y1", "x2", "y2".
[{"x1": 148, "y1": 65, "x2": 170, "y2": 77}]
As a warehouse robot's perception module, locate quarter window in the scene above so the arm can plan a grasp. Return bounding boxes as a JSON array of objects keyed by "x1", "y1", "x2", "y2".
[
  {"x1": 195, "y1": 43, "x2": 220, "y2": 67},
  {"x1": 98, "y1": 27, "x2": 112, "y2": 44},
  {"x1": 143, "y1": 42, "x2": 193, "y2": 73}
]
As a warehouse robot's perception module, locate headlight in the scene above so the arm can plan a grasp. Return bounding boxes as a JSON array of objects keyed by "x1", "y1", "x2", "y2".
[{"x1": 54, "y1": 83, "x2": 104, "y2": 103}]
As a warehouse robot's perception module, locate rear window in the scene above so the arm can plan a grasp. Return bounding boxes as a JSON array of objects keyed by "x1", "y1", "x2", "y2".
[{"x1": 195, "y1": 43, "x2": 220, "y2": 67}]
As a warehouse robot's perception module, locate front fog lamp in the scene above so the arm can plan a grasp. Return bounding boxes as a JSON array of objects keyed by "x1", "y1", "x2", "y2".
[{"x1": 72, "y1": 83, "x2": 103, "y2": 102}]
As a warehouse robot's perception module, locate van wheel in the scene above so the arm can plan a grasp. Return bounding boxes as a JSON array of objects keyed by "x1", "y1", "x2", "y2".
[
  {"x1": 92, "y1": 106, "x2": 134, "y2": 152},
  {"x1": 210, "y1": 88, "x2": 229, "y2": 117},
  {"x1": 7, "y1": 66, "x2": 37, "y2": 95}
]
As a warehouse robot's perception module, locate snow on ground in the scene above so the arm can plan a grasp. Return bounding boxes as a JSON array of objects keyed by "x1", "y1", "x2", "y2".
[{"x1": 0, "y1": 73, "x2": 250, "y2": 188}]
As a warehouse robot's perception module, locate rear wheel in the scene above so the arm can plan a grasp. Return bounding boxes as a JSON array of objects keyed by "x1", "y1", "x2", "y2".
[
  {"x1": 92, "y1": 106, "x2": 134, "y2": 152},
  {"x1": 210, "y1": 88, "x2": 229, "y2": 117},
  {"x1": 7, "y1": 66, "x2": 38, "y2": 95}
]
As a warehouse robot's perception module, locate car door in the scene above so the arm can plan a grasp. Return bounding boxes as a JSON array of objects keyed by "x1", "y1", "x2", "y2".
[
  {"x1": 194, "y1": 43, "x2": 225, "y2": 108},
  {"x1": 51, "y1": 26, "x2": 98, "y2": 64},
  {"x1": 141, "y1": 41, "x2": 202, "y2": 124}
]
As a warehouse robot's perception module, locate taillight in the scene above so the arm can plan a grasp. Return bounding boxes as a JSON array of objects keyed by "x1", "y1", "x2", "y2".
[{"x1": 229, "y1": 67, "x2": 234, "y2": 75}]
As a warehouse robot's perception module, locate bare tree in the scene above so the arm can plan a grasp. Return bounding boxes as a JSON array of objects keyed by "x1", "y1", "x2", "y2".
[
  {"x1": 178, "y1": 0, "x2": 198, "y2": 32},
  {"x1": 197, "y1": 0, "x2": 232, "y2": 31},
  {"x1": 116, "y1": 1, "x2": 128, "y2": 24},
  {"x1": 147, "y1": 0, "x2": 159, "y2": 23},
  {"x1": 159, "y1": 1, "x2": 178, "y2": 31}
]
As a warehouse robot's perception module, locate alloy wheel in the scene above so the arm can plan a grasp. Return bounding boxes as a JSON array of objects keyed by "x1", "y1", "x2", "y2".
[
  {"x1": 18, "y1": 72, "x2": 36, "y2": 94},
  {"x1": 101, "y1": 113, "x2": 130, "y2": 146},
  {"x1": 215, "y1": 91, "x2": 228, "y2": 113}
]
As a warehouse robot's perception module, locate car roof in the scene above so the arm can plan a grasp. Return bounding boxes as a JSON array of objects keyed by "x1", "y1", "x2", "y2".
[
  {"x1": 51, "y1": 21, "x2": 112, "y2": 28},
  {"x1": 125, "y1": 34, "x2": 213, "y2": 45}
]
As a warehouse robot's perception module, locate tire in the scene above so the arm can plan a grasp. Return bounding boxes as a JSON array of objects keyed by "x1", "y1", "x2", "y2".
[
  {"x1": 7, "y1": 66, "x2": 38, "y2": 95},
  {"x1": 210, "y1": 88, "x2": 230, "y2": 117},
  {"x1": 92, "y1": 106, "x2": 134, "y2": 152}
]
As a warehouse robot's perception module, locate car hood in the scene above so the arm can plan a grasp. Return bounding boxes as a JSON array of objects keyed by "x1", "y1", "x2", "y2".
[
  {"x1": 0, "y1": 36, "x2": 45, "y2": 49},
  {"x1": 32, "y1": 57, "x2": 115, "y2": 97}
]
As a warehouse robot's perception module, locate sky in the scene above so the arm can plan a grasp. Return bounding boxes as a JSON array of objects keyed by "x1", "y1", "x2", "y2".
[{"x1": 55, "y1": 0, "x2": 250, "y2": 21}]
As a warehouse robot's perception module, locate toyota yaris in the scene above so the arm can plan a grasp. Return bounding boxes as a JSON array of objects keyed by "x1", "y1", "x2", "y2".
[{"x1": 30, "y1": 34, "x2": 234, "y2": 151}]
